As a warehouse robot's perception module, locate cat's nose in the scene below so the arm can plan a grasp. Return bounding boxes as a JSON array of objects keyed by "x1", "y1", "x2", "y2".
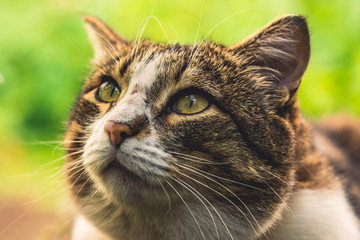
[{"x1": 104, "y1": 120, "x2": 133, "y2": 149}]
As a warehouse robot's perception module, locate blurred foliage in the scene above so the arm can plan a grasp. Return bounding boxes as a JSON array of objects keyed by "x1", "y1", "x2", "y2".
[{"x1": 0, "y1": 0, "x2": 359, "y2": 202}]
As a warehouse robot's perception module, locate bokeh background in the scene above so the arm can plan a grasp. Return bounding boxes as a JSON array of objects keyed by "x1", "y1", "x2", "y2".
[{"x1": 1, "y1": 0, "x2": 359, "y2": 239}]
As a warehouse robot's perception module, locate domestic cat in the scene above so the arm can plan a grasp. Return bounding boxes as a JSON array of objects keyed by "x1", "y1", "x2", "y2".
[{"x1": 64, "y1": 14, "x2": 360, "y2": 239}]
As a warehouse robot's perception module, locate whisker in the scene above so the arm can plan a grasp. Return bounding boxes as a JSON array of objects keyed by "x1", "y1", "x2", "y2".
[
  {"x1": 131, "y1": 0, "x2": 159, "y2": 58},
  {"x1": 20, "y1": 177, "x2": 67, "y2": 206},
  {"x1": 170, "y1": 176, "x2": 220, "y2": 239},
  {"x1": 193, "y1": 0, "x2": 205, "y2": 45},
  {"x1": 164, "y1": 179, "x2": 206, "y2": 240},
  {"x1": 49, "y1": 161, "x2": 85, "y2": 181},
  {"x1": 263, "y1": 181, "x2": 292, "y2": 213},
  {"x1": 97, "y1": 203, "x2": 116, "y2": 226},
  {"x1": 174, "y1": 165, "x2": 259, "y2": 236},
  {"x1": 10, "y1": 165, "x2": 62, "y2": 179},
  {"x1": 150, "y1": 16, "x2": 173, "y2": 48},
  {"x1": 175, "y1": 162, "x2": 267, "y2": 192},
  {"x1": 157, "y1": 179, "x2": 172, "y2": 216},
  {"x1": 91, "y1": 185, "x2": 102, "y2": 199},
  {"x1": 31, "y1": 149, "x2": 83, "y2": 171},
  {"x1": 188, "y1": 8, "x2": 255, "y2": 69},
  {"x1": 261, "y1": 167, "x2": 290, "y2": 187},
  {"x1": 169, "y1": 24, "x2": 181, "y2": 43},
  {"x1": 165, "y1": 150, "x2": 229, "y2": 165},
  {"x1": 201, "y1": 9, "x2": 255, "y2": 43},
  {"x1": 171, "y1": 176, "x2": 227, "y2": 240},
  {"x1": 0, "y1": 203, "x2": 33, "y2": 236},
  {"x1": 29, "y1": 140, "x2": 86, "y2": 144},
  {"x1": 94, "y1": 30, "x2": 121, "y2": 65},
  {"x1": 7, "y1": 152, "x2": 82, "y2": 180}
]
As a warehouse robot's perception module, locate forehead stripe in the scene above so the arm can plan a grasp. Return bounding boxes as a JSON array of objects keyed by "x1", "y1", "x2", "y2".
[{"x1": 119, "y1": 55, "x2": 135, "y2": 75}]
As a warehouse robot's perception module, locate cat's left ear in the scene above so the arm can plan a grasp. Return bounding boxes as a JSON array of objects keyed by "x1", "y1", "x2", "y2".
[
  {"x1": 83, "y1": 15, "x2": 130, "y2": 64},
  {"x1": 227, "y1": 14, "x2": 310, "y2": 108}
]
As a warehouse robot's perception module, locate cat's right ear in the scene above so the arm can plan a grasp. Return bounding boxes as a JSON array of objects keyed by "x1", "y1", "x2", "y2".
[
  {"x1": 83, "y1": 15, "x2": 129, "y2": 64},
  {"x1": 227, "y1": 15, "x2": 310, "y2": 109}
]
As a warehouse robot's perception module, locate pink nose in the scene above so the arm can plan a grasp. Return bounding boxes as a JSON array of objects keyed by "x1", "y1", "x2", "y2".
[{"x1": 104, "y1": 120, "x2": 133, "y2": 148}]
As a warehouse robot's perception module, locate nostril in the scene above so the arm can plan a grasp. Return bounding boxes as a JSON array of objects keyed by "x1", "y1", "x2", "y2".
[
  {"x1": 120, "y1": 132, "x2": 129, "y2": 141},
  {"x1": 104, "y1": 120, "x2": 133, "y2": 148}
]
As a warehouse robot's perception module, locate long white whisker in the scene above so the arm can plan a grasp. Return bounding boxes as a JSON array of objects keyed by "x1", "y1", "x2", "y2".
[
  {"x1": 175, "y1": 161, "x2": 267, "y2": 192},
  {"x1": 188, "y1": 8, "x2": 255, "y2": 69},
  {"x1": 166, "y1": 150, "x2": 229, "y2": 165},
  {"x1": 171, "y1": 176, "x2": 229, "y2": 240},
  {"x1": 150, "y1": 16, "x2": 173, "y2": 48},
  {"x1": 194, "y1": 0, "x2": 205, "y2": 45},
  {"x1": 169, "y1": 24, "x2": 181, "y2": 43},
  {"x1": 93, "y1": 31, "x2": 120, "y2": 65},
  {"x1": 0, "y1": 204, "x2": 33, "y2": 236},
  {"x1": 164, "y1": 179, "x2": 206, "y2": 240},
  {"x1": 263, "y1": 181, "x2": 292, "y2": 213},
  {"x1": 201, "y1": 9, "x2": 255, "y2": 43},
  {"x1": 131, "y1": 0, "x2": 159, "y2": 58},
  {"x1": 175, "y1": 164, "x2": 259, "y2": 235},
  {"x1": 157, "y1": 179, "x2": 172, "y2": 216},
  {"x1": 261, "y1": 167, "x2": 290, "y2": 186}
]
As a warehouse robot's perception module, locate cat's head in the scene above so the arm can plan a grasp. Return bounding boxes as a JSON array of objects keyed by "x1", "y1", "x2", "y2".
[{"x1": 64, "y1": 14, "x2": 310, "y2": 238}]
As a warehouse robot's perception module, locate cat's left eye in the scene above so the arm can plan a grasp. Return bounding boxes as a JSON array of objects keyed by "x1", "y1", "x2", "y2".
[
  {"x1": 97, "y1": 81, "x2": 121, "y2": 103},
  {"x1": 172, "y1": 92, "x2": 209, "y2": 115}
]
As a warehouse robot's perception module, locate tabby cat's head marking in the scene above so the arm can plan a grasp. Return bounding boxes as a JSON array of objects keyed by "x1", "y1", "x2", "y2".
[{"x1": 65, "y1": 14, "x2": 310, "y2": 239}]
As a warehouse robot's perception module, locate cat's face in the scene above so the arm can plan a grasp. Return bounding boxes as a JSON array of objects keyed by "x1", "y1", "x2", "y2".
[{"x1": 65, "y1": 15, "x2": 310, "y2": 238}]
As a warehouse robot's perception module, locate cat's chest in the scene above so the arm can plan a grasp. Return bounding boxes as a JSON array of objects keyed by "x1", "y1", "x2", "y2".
[
  {"x1": 267, "y1": 188, "x2": 360, "y2": 240},
  {"x1": 72, "y1": 215, "x2": 113, "y2": 240}
]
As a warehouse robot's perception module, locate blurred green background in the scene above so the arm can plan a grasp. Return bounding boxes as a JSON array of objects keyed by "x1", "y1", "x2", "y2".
[{"x1": 0, "y1": 0, "x2": 359, "y2": 238}]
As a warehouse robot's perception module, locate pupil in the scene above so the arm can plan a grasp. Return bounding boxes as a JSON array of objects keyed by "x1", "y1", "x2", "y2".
[
  {"x1": 110, "y1": 86, "x2": 115, "y2": 97},
  {"x1": 189, "y1": 95, "x2": 196, "y2": 108}
]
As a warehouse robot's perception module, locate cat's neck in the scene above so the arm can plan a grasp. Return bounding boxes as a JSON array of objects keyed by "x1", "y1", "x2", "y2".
[
  {"x1": 72, "y1": 187, "x2": 360, "y2": 240},
  {"x1": 72, "y1": 199, "x2": 254, "y2": 240},
  {"x1": 72, "y1": 186, "x2": 360, "y2": 240}
]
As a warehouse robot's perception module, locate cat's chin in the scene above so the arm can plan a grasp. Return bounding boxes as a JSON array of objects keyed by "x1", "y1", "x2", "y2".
[{"x1": 93, "y1": 155, "x2": 168, "y2": 206}]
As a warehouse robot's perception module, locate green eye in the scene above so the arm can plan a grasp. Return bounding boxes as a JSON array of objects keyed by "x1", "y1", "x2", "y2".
[
  {"x1": 97, "y1": 81, "x2": 120, "y2": 102},
  {"x1": 172, "y1": 93, "x2": 209, "y2": 115}
]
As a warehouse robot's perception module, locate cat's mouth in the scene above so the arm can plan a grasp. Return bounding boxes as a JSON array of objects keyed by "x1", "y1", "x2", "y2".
[
  {"x1": 100, "y1": 152, "x2": 165, "y2": 188},
  {"x1": 109, "y1": 158, "x2": 124, "y2": 169},
  {"x1": 106, "y1": 160, "x2": 128, "y2": 175},
  {"x1": 102, "y1": 153, "x2": 154, "y2": 182},
  {"x1": 103, "y1": 155, "x2": 132, "y2": 175}
]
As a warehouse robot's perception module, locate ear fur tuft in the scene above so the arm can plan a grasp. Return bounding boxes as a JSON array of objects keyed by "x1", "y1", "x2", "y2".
[{"x1": 83, "y1": 15, "x2": 129, "y2": 64}]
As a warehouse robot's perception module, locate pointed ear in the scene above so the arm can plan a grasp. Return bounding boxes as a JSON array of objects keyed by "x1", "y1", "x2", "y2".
[
  {"x1": 82, "y1": 15, "x2": 130, "y2": 64},
  {"x1": 228, "y1": 14, "x2": 310, "y2": 108}
]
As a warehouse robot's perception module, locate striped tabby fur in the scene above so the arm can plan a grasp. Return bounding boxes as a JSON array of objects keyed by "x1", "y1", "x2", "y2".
[{"x1": 64, "y1": 15, "x2": 360, "y2": 239}]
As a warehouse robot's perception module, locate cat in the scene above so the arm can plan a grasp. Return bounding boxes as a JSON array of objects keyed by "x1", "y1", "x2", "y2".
[{"x1": 64, "y1": 14, "x2": 360, "y2": 240}]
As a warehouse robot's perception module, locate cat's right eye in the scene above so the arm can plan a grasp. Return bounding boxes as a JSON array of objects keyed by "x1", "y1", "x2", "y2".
[
  {"x1": 172, "y1": 92, "x2": 209, "y2": 115},
  {"x1": 96, "y1": 81, "x2": 121, "y2": 103}
]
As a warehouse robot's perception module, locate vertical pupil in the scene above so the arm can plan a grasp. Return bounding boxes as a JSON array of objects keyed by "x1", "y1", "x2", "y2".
[
  {"x1": 110, "y1": 85, "x2": 115, "y2": 97},
  {"x1": 189, "y1": 94, "x2": 196, "y2": 108}
]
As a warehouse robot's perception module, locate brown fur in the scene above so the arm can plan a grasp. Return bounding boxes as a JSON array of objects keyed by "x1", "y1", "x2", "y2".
[{"x1": 63, "y1": 15, "x2": 360, "y2": 239}]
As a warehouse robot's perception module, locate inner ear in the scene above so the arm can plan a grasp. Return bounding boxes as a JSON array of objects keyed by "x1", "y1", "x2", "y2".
[
  {"x1": 227, "y1": 14, "x2": 310, "y2": 106},
  {"x1": 83, "y1": 15, "x2": 130, "y2": 64}
]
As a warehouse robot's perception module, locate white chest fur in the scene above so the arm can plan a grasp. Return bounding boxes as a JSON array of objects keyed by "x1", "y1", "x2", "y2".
[
  {"x1": 268, "y1": 188, "x2": 360, "y2": 240},
  {"x1": 72, "y1": 215, "x2": 112, "y2": 240},
  {"x1": 72, "y1": 188, "x2": 360, "y2": 240}
]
